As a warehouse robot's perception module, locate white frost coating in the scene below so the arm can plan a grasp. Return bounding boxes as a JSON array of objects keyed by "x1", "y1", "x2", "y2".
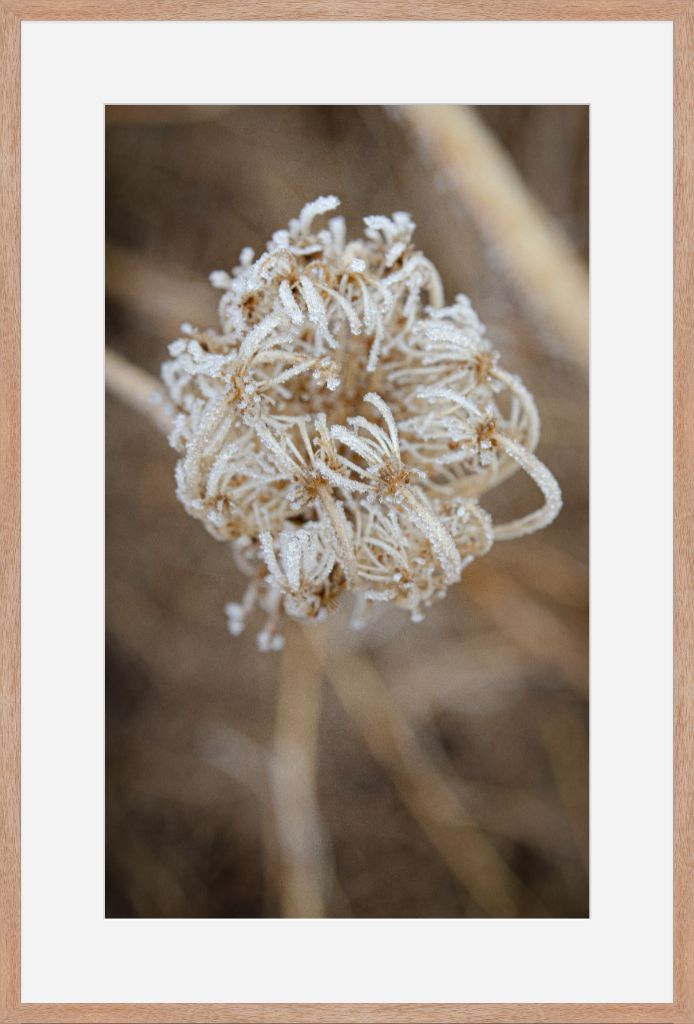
[
  {"x1": 492, "y1": 437, "x2": 563, "y2": 540},
  {"x1": 209, "y1": 270, "x2": 233, "y2": 289},
  {"x1": 161, "y1": 196, "x2": 561, "y2": 648},
  {"x1": 298, "y1": 194, "x2": 340, "y2": 232},
  {"x1": 279, "y1": 279, "x2": 304, "y2": 325}
]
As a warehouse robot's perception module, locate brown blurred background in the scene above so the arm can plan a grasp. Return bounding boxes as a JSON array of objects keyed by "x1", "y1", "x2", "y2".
[{"x1": 106, "y1": 105, "x2": 588, "y2": 919}]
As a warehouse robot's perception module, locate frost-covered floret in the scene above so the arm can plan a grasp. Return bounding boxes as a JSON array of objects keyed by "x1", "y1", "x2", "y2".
[{"x1": 162, "y1": 196, "x2": 561, "y2": 649}]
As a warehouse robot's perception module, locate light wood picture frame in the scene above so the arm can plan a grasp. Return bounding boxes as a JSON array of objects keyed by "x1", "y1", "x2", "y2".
[{"x1": 1, "y1": 4, "x2": 691, "y2": 1022}]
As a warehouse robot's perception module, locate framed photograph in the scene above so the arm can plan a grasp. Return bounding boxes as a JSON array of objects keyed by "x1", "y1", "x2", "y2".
[{"x1": 1, "y1": 5, "x2": 691, "y2": 1023}]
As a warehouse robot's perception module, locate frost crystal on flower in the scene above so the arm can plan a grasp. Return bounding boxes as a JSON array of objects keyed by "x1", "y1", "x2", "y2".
[{"x1": 162, "y1": 196, "x2": 562, "y2": 649}]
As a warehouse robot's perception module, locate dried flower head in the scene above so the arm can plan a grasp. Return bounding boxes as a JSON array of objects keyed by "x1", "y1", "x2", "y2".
[{"x1": 162, "y1": 196, "x2": 561, "y2": 650}]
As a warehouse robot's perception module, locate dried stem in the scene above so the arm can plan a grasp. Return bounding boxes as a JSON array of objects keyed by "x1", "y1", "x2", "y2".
[
  {"x1": 397, "y1": 105, "x2": 589, "y2": 366},
  {"x1": 271, "y1": 625, "x2": 330, "y2": 917}
]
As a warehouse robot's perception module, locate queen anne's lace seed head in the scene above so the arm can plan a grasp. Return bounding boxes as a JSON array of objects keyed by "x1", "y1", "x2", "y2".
[{"x1": 162, "y1": 197, "x2": 562, "y2": 650}]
